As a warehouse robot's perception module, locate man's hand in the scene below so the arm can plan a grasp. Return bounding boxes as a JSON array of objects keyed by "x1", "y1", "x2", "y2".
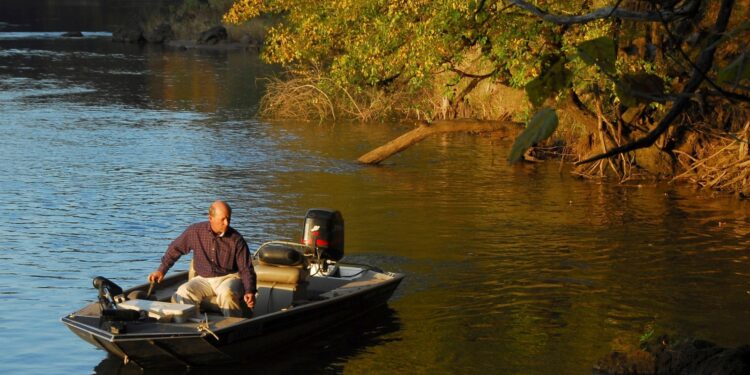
[
  {"x1": 244, "y1": 292, "x2": 255, "y2": 309},
  {"x1": 148, "y1": 270, "x2": 164, "y2": 283}
]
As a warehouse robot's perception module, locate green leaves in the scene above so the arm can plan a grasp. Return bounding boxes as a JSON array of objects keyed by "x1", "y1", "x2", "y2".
[
  {"x1": 525, "y1": 59, "x2": 570, "y2": 108},
  {"x1": 576, "y1": 37, "x2": 667, "y2": 107},
  {"x1": 576, "y1": 37, "x2": 616, "y2": 75},
  {"x1": 524, "y1": 37, "x2": 616, "y2": 109},
  {"x1": 508, "y1": 108, "x2": 559, "y2": 164}
]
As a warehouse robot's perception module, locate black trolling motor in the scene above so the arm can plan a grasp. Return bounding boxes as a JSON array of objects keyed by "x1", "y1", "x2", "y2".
[{"x1": 93, "y1": 276, "x2": 140, "y2": 333}]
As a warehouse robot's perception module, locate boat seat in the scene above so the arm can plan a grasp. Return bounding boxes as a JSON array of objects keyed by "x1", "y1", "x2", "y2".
[
  {"x1": 186, "y1": 259, "x2": 309, "y2": 316},
  {"x1": 255, "y1": 261, "x2": 307, "y2": 284},
  {"x1": 253, "y1": 260, "x2": 309, "y2": 316}
]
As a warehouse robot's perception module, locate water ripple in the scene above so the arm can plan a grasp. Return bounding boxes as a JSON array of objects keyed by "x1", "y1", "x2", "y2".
[{"x1": 2, "y1": 34, "x2": 750, "y2": 375}]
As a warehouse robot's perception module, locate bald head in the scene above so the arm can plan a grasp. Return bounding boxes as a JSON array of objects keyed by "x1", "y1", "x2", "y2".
[
  {"x1": 208, "y1": 200, "x2": 232, "y2": 236},
  {"x1": 209, "y1": 200, "x2": 231, "y2": 217}
]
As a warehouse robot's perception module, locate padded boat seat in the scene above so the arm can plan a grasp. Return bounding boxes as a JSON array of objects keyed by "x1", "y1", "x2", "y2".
[
  {"x1": 253, "y1": 261, "x2": 309, "y2": 316},
  {"x1": 255, "y1": 262, "x2": 307, "y2": 285}
]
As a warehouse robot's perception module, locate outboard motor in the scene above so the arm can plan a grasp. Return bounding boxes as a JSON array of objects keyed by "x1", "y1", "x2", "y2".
[{"x1": 302, "y1": 209, "x2": 344, "y2": 262}]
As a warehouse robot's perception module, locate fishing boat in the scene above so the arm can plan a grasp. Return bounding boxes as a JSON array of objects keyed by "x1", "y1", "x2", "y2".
[{"x1": 61, "y1": 209, "x2": 404, "y2": 369}]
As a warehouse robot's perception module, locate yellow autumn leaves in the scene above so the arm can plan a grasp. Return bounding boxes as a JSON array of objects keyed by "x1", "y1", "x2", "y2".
[{"x1": 222, "y1": 0, "x2": 264, "y2": 24}]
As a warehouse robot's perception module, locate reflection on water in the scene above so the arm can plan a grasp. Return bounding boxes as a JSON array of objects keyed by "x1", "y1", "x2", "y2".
[
  {"x1": 1, "y1": 34, "x2": 750, "y2": 375},
  {"x1": 93, "y1": 306, "x2": 402, "y2": 374}
]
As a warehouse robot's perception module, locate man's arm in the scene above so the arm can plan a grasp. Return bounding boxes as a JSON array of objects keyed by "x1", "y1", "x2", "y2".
[
  {"x1": 235, "y1": 238, "x2": 257, "y2": 306},
  {"x1": 148, "y1": 225, "x2": 195, "y2": 283}
]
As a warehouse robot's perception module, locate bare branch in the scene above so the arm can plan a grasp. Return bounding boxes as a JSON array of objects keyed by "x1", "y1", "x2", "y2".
[
  {"x1": 507, "y1": 0, "x2": 700, "y2": 25},
  {"x1": 448, "y1": 67, "x2": 497, "y2": 79}
]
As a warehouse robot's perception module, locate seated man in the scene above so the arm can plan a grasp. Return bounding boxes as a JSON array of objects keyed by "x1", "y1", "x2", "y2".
[{"x1": 148, "y1": 200, "x2": 256, "y2": 317}]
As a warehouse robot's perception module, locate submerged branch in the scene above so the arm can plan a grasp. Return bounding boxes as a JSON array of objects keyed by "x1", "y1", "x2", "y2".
[{"x1": 358, "y1": 119, "x2": 521, "y2": 165}]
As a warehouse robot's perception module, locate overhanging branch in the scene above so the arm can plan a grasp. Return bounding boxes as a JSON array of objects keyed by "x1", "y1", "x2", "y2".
[{"x1": 507, "y1": 0, "x2": 700, "y2": 25}]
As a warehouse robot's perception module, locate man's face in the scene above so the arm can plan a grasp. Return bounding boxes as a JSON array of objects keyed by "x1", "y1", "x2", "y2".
[{"x1": 209, "y1": 206, "x2": 231, "y2": 236}]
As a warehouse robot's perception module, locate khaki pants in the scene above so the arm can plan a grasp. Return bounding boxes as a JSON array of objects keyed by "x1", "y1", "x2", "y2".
[{"x1": 172, "y1": 273, "x2": 243, "y2": 317}]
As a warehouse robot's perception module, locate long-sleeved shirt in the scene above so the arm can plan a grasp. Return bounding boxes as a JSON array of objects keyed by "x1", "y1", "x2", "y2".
[{"x1": 157, "y1": 221, "x2": 256, "y2": 293}]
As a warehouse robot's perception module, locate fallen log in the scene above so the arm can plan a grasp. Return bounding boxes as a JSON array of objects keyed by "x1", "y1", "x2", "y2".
[{"x1": 357, "y1": 119, "x2": 522, "y2": 165}]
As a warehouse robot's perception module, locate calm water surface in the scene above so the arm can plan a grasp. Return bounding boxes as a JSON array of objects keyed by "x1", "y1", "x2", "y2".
[{"x1": 1, "y1": 34, "x2": 750, "y2": 375}]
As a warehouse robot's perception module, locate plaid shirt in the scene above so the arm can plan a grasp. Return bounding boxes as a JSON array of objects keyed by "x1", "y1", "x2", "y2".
[{"x1": 158, "y1": 221, "x2": 256, "y2": 293}]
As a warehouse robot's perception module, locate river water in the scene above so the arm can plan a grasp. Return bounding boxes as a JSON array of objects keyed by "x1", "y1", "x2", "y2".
[{"x1": 1, "y1": 32, "x2": 750, "y2": 375}]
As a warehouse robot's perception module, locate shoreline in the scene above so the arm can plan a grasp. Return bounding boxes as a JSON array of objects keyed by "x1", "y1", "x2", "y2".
[{"x1": 164, "y1": 39, "x2": 260, "y2": 52}]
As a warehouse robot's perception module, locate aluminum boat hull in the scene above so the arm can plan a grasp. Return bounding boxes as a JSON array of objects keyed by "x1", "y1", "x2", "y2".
[{"x1": 62, "y1": 268, "x2": 403, "y2": 368}]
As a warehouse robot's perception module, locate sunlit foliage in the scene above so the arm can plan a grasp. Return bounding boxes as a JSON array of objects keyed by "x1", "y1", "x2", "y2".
[
  {"x1": 222, "y1": 1, "x2": 724, "y2": 118},
  {"x1": 224, "y1": 0, "x2": 750, "y2": 192},
  {"x1": 224, "y1": 1, "x2": 572, "y2": 89}
]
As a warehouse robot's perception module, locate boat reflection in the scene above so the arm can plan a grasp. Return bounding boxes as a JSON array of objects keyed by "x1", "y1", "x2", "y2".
[{"x1": 92, "y1": 306, "x2": 402, "y2": 374}]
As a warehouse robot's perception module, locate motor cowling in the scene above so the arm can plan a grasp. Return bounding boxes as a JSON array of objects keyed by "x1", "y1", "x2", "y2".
[{"x1": 302, "y1": 209, "x2": 344, "y2": 261}]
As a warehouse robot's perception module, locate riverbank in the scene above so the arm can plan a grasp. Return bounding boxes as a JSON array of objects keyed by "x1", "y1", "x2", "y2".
[
  {"x1": 127, "y1": 1, "x2": 750, "y2": 199},
  {"x1": 217, "y1": 1, "x2": 750, "y2": 199},
  {"x1": 594, "y1": 335, "x2": 750, "y2": 374},
  {"x1": 163, "y1": 38, "x2": 259, "y2": 52},
  {"x1": 257, "y1": 67, "x2": 750, "y2": 199}
]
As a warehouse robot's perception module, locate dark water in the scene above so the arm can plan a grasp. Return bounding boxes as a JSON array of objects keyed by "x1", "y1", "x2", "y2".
[
  {"x1": 0, "y1": 0, "x2": 178, "y2": 32},
  {"x1": 1, "y1": 34, "x2": 750, "y2": 375}
]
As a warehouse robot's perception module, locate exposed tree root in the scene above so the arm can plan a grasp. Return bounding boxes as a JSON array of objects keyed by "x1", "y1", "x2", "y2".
[{"x1": 672, "y1": 122, "x2": 750, "y2": 197}]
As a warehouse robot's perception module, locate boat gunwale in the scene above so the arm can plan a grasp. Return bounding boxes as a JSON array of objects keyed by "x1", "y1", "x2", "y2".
[{"x1": 61, "y1": 315, "x2": 206, "y2": 342}]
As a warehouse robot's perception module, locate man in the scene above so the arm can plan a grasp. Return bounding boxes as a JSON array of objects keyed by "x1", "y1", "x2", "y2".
[{"x1": 148, "y1": 200, "x2": 256, "y2": 317}]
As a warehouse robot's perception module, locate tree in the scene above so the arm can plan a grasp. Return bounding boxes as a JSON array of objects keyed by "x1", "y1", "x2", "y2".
[{"x1": 225, "y1": 1, "x2": 750, "y2": 190}]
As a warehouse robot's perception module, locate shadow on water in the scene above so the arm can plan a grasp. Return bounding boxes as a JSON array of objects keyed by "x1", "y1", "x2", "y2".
[
  {"x1": 92, "y1": 306, "x2": 402, "y2": 375},
  {"x1": 0, "y1": 0, "x2": 178, "y2": 32}
]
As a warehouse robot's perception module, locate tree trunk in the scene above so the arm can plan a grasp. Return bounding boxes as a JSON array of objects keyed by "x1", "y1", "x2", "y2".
[{"x1": 357, "y1": 119, "x2": 521, "y2": 165}]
